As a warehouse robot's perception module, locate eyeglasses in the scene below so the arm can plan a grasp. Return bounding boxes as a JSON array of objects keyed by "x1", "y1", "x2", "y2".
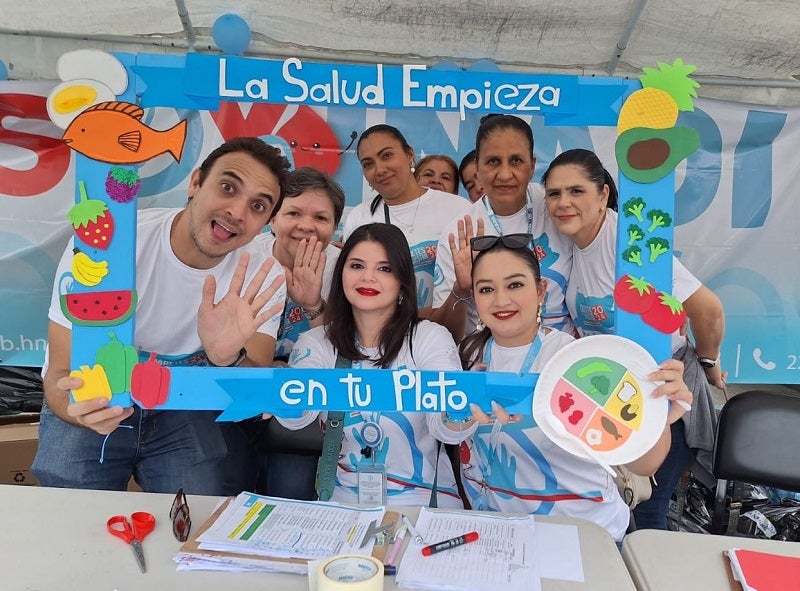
[
  {"x1": 470, "y1": 233, "x2": 533, "y2": 252},
  {"x1": 169, "y1": 488, "x2": 191, "y2": 542}
]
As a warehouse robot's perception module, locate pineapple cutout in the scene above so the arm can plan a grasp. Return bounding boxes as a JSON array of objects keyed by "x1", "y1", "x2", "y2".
[{"x1": 615, "y1": 59, "x2": 701, "y2": 184}]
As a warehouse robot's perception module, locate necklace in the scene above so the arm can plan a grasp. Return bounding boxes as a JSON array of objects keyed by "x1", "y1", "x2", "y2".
[{"x1": 383, "y1": 191, "x2": 425, "y2": 234}]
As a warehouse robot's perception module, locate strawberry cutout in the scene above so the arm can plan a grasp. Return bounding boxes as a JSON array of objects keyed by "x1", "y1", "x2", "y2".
[
  {"x1": 69, "y1": 180, "x2": 114, "y2": 250},
  {"x1": 641, "y1": 291, "x2": 686, "y2": 333},
  {"x1": 105, "y1": 167, "x2": 142, "y2": 203},
  {"x1": 614, "y1": 275, "x2": 657, "y2": 314}
]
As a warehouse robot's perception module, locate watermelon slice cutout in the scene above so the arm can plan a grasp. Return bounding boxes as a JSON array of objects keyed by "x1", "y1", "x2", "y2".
[{"x1": 60, "y1": 289, "x2": 137, "y2": 326}]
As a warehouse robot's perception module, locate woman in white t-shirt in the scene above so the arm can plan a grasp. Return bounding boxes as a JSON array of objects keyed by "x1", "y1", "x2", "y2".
[
  {"x1": 343, "y1": 124, "x2": 471, "y2": 312},
  {"x1": 276, "y1": 223, "x2": 465, "y2": 508},
  {"x1": 430, "y1": 236, "x2": 692, "y2": 541},
  {"x1": 541, "y1": 148, "x2": 725, "y2": 530},
  {"x1": 222, "y1": 167, "x2": 344, "y2": 500}
]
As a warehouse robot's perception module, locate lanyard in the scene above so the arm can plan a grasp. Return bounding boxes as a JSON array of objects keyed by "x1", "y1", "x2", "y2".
[
  {"x1": 474, "y1": 330, "x2": 543, "y2": 509},
  {"x1": 483, "y1": 330, "x2": 543, "y2": 375},
  {"x1": 482, "y1": 192, "x2": 534, "y2": 245}
]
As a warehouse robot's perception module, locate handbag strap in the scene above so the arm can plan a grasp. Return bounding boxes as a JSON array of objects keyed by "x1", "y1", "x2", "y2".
[
  {"x1": 316, "y1": 352, "x2": 351, "y2": 501},
  {"x1": 429, "y1": 442, "x2": 441, "y2": 508}
]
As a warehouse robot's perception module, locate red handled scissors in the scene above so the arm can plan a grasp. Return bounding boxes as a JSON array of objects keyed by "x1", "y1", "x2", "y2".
[{"x1": 107, "y1": 511, "x2": 156, "y2": 573}]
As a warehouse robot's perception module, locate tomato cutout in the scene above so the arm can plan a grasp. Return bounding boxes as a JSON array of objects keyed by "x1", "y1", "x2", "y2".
[{"x1": 613, "y1": 275, "x2": 657, "y2": 314}]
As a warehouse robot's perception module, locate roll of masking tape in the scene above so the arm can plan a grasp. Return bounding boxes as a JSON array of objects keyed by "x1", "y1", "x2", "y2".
[{"x1": 317, "y1": 554, "x2": 384, "y2": 591}]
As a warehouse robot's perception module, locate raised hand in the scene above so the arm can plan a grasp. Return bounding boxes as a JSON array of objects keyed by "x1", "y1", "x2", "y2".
[
  {"x1": 198, "y1": 252, "x2": 285, "y2": 366},
  {"x1": 449, "y1": 215, "x2": 484, "y2": 296},
  {"x1": 284, "y1": 237, "x2": 327, "y2": 310}
]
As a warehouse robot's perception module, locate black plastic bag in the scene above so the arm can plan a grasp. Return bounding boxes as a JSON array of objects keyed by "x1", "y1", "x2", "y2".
[{"x1": 0, "y1": 366, "x2": 43, "y2": 414}]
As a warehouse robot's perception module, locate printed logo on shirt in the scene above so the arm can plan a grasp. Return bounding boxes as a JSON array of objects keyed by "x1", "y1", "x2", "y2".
[{"x1": 575, "y1": 292, "x2": 615, "y2": 335}]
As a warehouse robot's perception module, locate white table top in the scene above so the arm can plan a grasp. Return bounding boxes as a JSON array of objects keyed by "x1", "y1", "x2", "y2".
[
  {"x1": 622, "y1": 528, "x2": 800, "y2": 590},
  {"x1": 0, "y1": 484, "x2": 634, "y2": 590}
]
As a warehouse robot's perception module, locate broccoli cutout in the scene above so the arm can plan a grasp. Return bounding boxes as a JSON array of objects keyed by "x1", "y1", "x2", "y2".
[
  {"x1": 646, "y1": 237, "x2": 670, "y2": 262},
  {"x1": 590, "y1": 375, "x2": 611, "y2": 396},
  {"x1": 622, "y1": 245, "x2": 643, "y2": 267},
  {"x1": 623, "y1": 197, "x2": 647, "y2": 222},
  {"x1": 647, "y1": 209, "x2": 672, "y2": 233},
  {"x1": 627, "y1": 224, "x2": 645, "y2": 246}
]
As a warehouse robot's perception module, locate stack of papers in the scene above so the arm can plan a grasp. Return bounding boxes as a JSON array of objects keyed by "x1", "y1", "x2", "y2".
[
  {"x1": 726, "y1": 547, "x2": 800, "y2": 591},
  {"x1": 396, "y1": 507, "x2": 542, "y2": 591},
  {"x1": 174, "y1": 492, "x2": 387, "y2": 573}
]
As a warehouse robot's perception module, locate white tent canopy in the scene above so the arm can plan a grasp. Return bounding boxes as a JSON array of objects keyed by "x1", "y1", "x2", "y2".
[{"x1": 2, "y1": 0, "x2": 800, "y2": 106}]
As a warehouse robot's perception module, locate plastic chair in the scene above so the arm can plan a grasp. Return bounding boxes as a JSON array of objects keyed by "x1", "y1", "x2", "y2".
[{"x1": 711, "y1": 389, "x2": 800, "y2": 534}]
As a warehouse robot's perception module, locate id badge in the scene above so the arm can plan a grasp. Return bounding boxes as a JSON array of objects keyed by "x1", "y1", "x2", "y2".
[{"x1": 357, "y1": 463, "x2": 387, "y2": 506}]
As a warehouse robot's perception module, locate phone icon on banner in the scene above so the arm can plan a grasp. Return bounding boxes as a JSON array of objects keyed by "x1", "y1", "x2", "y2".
[{"x1": 752, "y1": 348, "x2": 777, "y2": 371}]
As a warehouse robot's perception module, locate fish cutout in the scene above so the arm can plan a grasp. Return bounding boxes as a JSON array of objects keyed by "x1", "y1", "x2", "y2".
[
  {"x1": 63, "y1": 101, "x2": 187, "y2": 164},
  {"x1": 600, "y1": 416, "x2": 623, "y2": 440}
]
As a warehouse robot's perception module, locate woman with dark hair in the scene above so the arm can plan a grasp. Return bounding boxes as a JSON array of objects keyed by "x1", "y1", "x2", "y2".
[
  {"x1": 414, "y1": 154, "x2": 459, "y2": 195},
  {"x1": 344, "y1": 124, "x2": 471, "y2": 312},
  {"x1": 222, "y1": 167, "x2": 346, "y2": 500},
  {"x1": 458, "y1": 149, "x2": 484, "y2": 202},
  {"x1": 432, "y1": 114, "x2": 574, "y2": 340},
  {"x1": 542, "y1": 148, "x2": 725, "y2": 530},
  {"x1": 429, "y1": 235, "x2": 693, "y2": 542},
  {"x1": 275, "y1": 223, "x2": 465, "y2": 508}
]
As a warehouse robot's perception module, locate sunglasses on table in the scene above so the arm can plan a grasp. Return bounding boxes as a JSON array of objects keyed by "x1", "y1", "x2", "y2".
[
  {"x1": 470, "y1": 233, "x2": 533, "y2": 252},
  {"x1": 169, "y1": 488, "x2": 191, "y2": 542}
]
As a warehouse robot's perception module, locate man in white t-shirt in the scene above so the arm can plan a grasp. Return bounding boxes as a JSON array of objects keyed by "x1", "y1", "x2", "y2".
[{"x1": 33, "y1": 137, "x2": 289, "y2": 494}]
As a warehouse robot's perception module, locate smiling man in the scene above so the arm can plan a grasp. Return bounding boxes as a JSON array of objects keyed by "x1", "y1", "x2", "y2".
[{"x1": 33, "y1": 137, "x2": 290, "y2": 494}]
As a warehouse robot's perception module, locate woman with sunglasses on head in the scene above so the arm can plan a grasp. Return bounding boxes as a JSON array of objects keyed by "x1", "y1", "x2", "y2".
[
  {"x1": 429, "y1": 235, "x2": 693, "y2": 542},
  {"x1": 273, "y1": 223, "x2": 465, "y2": 508},
  {"x1": 344, "y1": 125, "x2": 472, "y2": 314},
  {"x1": 432, "y1": 114, "x2": 574, "y2": 341},
  {"x1": 541, "y1": 148, "x2": 725, "y2": 530}
]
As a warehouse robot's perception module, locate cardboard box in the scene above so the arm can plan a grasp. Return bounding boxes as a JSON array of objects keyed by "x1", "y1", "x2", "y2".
[{"x1": 0, "y1": 420, "x2": 39, "y2": 486}]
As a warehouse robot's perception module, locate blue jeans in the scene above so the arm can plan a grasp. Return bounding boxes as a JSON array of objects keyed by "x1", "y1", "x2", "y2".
[
  {"x1": 220, "y1": 420, "x2": 318, "y2": 499},
  {"x1": 632, "y1": 420, "x2": 692, "y2": 530},
  {"x1": 32, "y1": 399, "x2": 228, "y2": 494}
]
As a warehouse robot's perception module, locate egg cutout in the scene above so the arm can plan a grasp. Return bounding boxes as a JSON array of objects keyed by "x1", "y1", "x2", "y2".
[
  {"x1": 56, "y1": 49, "x2": 128, "y2": 95},
  {"x1": 47, "y1": 78, "x2": 116, "y2": 129}
]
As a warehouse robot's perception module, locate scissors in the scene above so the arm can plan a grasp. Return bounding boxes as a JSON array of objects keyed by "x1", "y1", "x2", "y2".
[{"x1": 107, "y1": 511, "x2": 156, "y2": 573}]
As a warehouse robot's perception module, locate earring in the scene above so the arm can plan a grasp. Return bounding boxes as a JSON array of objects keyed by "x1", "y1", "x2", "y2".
[
  {"x1": 398, "y1": 294, "x2": 404, "y2": 305},
  {"x1": 410, "y1": 163, "x2": 416, "y2": 174},
  {"x1": 476, "y1": 318, "x2": 485, "y2": 331},
  {"x1": 536, "y1": 304, "x2": 542, "y2": 327}
]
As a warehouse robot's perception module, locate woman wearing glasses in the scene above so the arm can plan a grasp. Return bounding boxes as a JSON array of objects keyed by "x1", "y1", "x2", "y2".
[
  {"x1": 432, "y1": 114, "x2": 574, "y2": 340},
  {"x1": 274, "y1": 223, "x2": 465, "y2": 508},
  {"x1": 541, "y1": 148, "x2": 725, "y2": 530},
  {"x1": 430, "y1": 234, "x2": 693, "y2": 542}
]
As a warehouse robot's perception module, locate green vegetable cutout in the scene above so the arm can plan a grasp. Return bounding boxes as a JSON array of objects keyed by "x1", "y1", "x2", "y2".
[
  {"x1": 627, "y1": 224, "x2": 645, "y2": 246},
  {"x1": 69, "y1": 181, "x2": 115, "y2": 250},
  {"x1": 622, "y1": 197, "x2": 647, "y2": 222},
  {"x1": 646, "y1": 237, "x2": 670, "y2": 262},
  {"x1": 95, "y1": 332, "x2": 138, "y2": 393},
  {"x1": 646, "y1": 209, "x2": 672, "y2": 233},
  {"x1": 622, "y1": 245, "x2": 644, "y2": 267}
]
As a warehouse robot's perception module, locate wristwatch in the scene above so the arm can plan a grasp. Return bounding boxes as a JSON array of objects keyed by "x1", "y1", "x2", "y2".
[
  {"x1": 302, "y1": 299, "x2": 326, "y2": 321},
  {"x1": 698, "y1": 357, "x2": 719, "y2": 369}
]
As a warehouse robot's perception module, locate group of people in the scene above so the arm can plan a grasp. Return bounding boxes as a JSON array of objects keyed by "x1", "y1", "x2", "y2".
[{"x1": 34, "y1": 114, "x2": 724, "y2": 542}]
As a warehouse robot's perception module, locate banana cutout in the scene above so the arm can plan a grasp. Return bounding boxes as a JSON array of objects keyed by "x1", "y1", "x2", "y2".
[{"x1": 72, "y1": 247, "x2": 109, "y2": 286}]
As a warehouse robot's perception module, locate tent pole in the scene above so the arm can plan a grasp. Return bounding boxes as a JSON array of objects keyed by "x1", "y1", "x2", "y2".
[
  {"x1": 173, "y1": 0, "x2": 196, "y2": 49},
  {"x1": 606, "y1": 0, "x2": 649, "y2": 76}
]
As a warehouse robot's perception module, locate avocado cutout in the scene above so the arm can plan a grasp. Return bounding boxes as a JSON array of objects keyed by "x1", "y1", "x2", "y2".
[{"x1": 615, "y1": 126, "x2": 700, "y2": 183}]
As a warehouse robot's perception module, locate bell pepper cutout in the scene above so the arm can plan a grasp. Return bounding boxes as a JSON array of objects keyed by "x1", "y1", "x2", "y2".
[
  {"x1": 94, "y1": 331, "x2": 138, "y2": 394},
  {"x1": 69, "y1": 365, "x2": 112, "y2": 402},
  {"x1": 130, "y1": 352, "x2": 171, "y2": 409}
]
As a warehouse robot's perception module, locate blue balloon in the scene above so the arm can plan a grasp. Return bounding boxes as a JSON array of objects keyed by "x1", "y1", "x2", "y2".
[
  {"x1": 212, "y1": 13, "x2": 252, "y2": 55},
  {"x1": 0, "y1": 60, "x2": 8, "y2": 81}
]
